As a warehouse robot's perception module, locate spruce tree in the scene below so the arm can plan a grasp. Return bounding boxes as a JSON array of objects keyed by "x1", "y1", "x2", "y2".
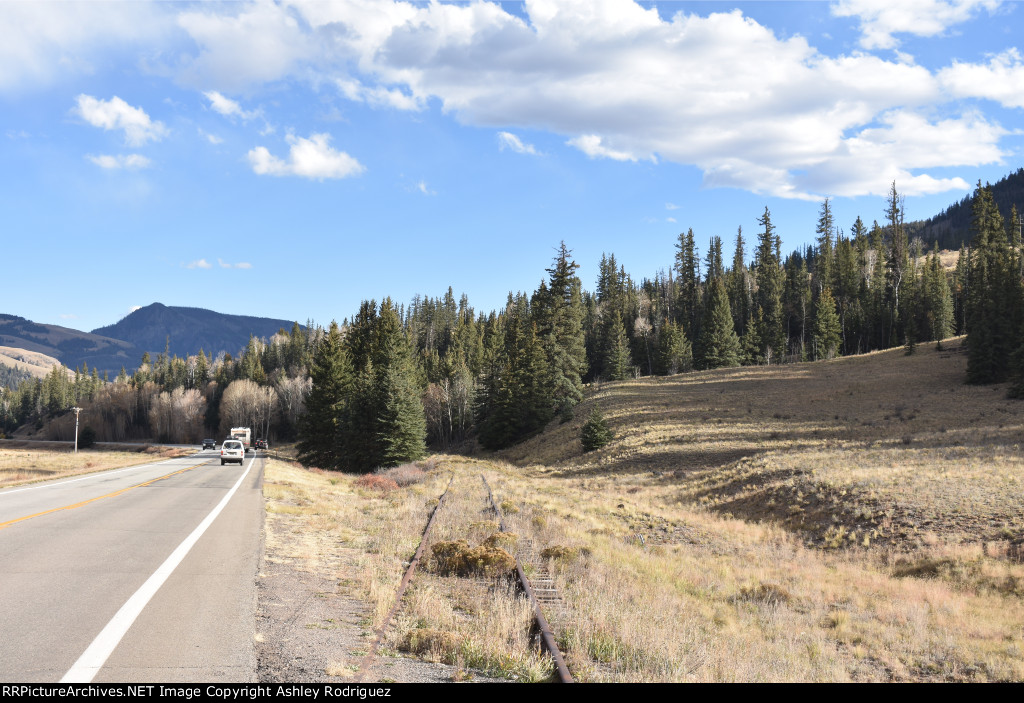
[
  {"x1": 296, "y1": 321, "x2": 352, "y2": 470},
  {"x1": 698, "y1": 277, "x2": 741, "y2": 369},
  {"x1": 753, "y1": 207, "x2": 785, "y2": 363},
  {"x1": 812, "y1": 287, "x2": 841, "y2": 361},
  {"x1": 538, "y1": 242, "x2": 587, "y2": 418},
  {"x1": 581, "y1": 404, "x2": 613, "y2": 452},
  {"x1": 603, "y1": 313, "x2": 631, "y2": 381}
]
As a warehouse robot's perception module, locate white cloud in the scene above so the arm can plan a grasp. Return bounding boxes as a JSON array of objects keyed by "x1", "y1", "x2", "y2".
[
  {"x1": 247, "y1": 133, "x2": 365, "y2": 180},
  {"x1": 336, "y1": 78, "x2": 423, "y2": 111},
  {"x1": 87, "y1": 153, "x2": 152, "y2": 170},
  {"x1": 7, "y1": 1, "x2": 1013, "y2": 199},
  {"x1": 186, "y1": 259, "x2": 213, "y2": 269},
  {"x1": 177, "y1": 2, "x2": 317, "y2": 91},
  {"x1": 939, "y1": 48, "x2": 1024, "y2": 109},
  {"x1": 415, "y1": 180, "x2": 436, "y2": 196},
  {"x1": 498, "y1": 131, "x2": 541, "y2": 156},
  {"x1": 198, "y1": 128, "x2": 224, "y2": 145},
  {"x1": 666, "y1": 217, "x2": 677, "y2": 223},
  {"x1": 74, "y1": 95, "x2": 168, "y2": 146},
  {"x1": 567, "y1": 135, "x2": 651, "y2": 163},
  {"x1": 665, "y1": 203, "x2": 679, "y2": 211},
  {"x1": 264, "y1": 1, "x2": 981, "y2": 197},
  {"x1": 203, "y1": 90, "x2": 261, "y2": 120},
  {"x1": 129, "y1": 305, "x2": 142, "y2": 313},
  {"x1": 218, "y1": 258, "x2": 252, "y2": 269},
  {"x1": 832, "y1": 0, "x2": 1001, "y2": 50},
  {"x1": 0, "y1": 2, "x2": 167, "y2": 91}
]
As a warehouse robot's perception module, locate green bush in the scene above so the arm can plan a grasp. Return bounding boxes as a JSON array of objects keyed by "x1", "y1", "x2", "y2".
[
  {"x1": 79, "y1": 426, "x2": 96, "y2": 449},
  {"x1": 581, "y1": 405, "x2": 613, "y2": 452}
]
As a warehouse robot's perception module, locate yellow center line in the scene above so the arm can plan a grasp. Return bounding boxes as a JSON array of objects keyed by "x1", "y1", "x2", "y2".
[{"x1": 0, "y1": 460, "x2": 211, "y2": 531}]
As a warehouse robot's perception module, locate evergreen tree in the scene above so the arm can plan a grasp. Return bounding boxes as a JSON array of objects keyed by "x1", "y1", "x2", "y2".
[
  {"x1": 753, "y1": 207, "x2": 785, "y2": 363},
  {"x1": 698, "y1": 277, "x2": 741, "y2": 369},
  {"x1": 656, "y1": 321, "x2": 692, "y2": 375},
  {"x1": 537, "y1": 242, "x2": 587, "y2": 418},
  {"x1": 603, "y1": 313, "x2": 631, "y2": 381},
  {"x1": 296, "y1": 321, "x2": 352, "y2": 470},
  {"x1": 581, "y1": 404, "x2": 613, "y2": 452},
  {"x1": 812, "y1": 287, "x2": 841, "y2": 361}
]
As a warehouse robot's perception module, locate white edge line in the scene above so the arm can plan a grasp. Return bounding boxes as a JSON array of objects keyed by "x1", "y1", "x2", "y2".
[
  {"x1": 59, "y1": 455, "x2": 257, "y2": 683},
  {"x1": 0, "y1": 453, "x2": 204, "y2": 498}
]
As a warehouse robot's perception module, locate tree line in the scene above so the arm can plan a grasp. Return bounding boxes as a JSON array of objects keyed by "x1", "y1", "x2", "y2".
[{"x1": 1, "y1": 182, "x2": 1019, "y2": 468}]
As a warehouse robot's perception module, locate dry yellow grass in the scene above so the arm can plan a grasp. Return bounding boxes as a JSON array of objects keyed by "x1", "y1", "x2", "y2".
[
  {"x1": 480, "y1": 462, "x2": 1024, "y2": 682},
  {"x1": 0, "y1": 444, "x2": 191, "y2": 488},
  {"x1": 266, "y1": 336, "x2": 1024, "y2": 682}
]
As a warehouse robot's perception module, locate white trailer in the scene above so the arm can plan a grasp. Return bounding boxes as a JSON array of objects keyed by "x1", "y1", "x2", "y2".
[{"x1": 230, "y1": 427, "x2": 252, "y2": 452}]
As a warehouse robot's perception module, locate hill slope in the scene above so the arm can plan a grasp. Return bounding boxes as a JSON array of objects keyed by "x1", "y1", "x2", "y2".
[
  {"x1": 499, "y1": 337, "x2": 1023, "y2": 552},
  {"x1": 92, "y1": 303, "x2": 301, "y2": 363},
  {"x1": 910, "y1": 167, "x2": 1024, "y2": 250},
  {"x1": 0, "y1": 314, "x2": 136, "y2": 375}
]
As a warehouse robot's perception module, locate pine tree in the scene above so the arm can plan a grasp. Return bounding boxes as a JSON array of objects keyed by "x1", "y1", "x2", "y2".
[
  {"x1": 538, "y1": 242, "x2": 587, "y2": 418},
  {"x1": 296, "y1": 321, "x2": 352, "y2": 470},
  {"x1": 698, "y1": 277, "x2": 741, "y2": 369},
  {"x1": 753, "y1": 207, "x2": 785, "y2": 363},
  {"x1": 603, "y1": 313, "x2": 631, "y2": 381},
  {"x1": 656, "y1": 321, "x2": 693, "y2": 375},
  {"x1": 581, "y1": 404, "x2": 613, "y2": 452},
  {"x1": 812, "y1": 287, "x2": 841, "y2": 361}
]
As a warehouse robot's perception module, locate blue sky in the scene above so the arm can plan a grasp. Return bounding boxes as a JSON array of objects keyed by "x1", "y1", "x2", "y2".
[{"x1": 1, "y1": 0, "x2": 1023, "y2": 334}]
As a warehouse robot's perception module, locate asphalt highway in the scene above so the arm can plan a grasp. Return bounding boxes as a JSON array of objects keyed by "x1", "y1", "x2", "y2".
[{"x1": 0, "y1": 450, "x2": 263, "y2": 682}]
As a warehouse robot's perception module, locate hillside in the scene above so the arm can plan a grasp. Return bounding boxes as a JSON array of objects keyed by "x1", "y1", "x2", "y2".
[
  {"x1": 910, "y1": 167, "x2": 1024, "y2": 250},
  {"x1": 0, "y1": 314, "x2": 136, "y2": 376},
  {"x1": 91, "y1": 303, "x2": 302, "y2": 363},
  {"x1": 498, "y1": 336, "x2": 1023, "y2": 553},
  {"x1": 0, "y1": 346, "x2": 62, "y2": 379}
]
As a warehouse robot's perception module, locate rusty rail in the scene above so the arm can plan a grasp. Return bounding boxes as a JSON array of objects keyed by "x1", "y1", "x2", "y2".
[
  {"x1": 354, "y1": 473, "x2": 453, "y2": 682},
  {"x1": 480, "y1": 473, "x2": 574, "y2": 684}
]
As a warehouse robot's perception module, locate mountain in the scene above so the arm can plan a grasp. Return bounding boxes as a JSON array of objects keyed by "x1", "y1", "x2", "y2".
[
  {"x1": 0, "y1": 314, "x2": 136, "y2": 376},
  {"x1": 91, "y1": 303, "x2": 302, "y2": 364},
  {"x1": 909, "y1": 167, "x2": 1024, "y2": 250}
]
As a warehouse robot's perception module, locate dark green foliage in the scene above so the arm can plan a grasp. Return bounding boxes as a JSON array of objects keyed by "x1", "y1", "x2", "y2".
[
  {"x1": 812, "y1": 287, "x2": 841, "y2": 361},
  {"x1": 78, "y1": 426, "x2": 96, "y2": 449},
  {"x1": 656, "y1": 321, "x2": 692, "y2": 375},
  {"x1": 697, "y1": 277, "x2": 741, "y2": 369},
  {"x1": 966, "y1": 183, "x2": 1021, "y2": 384},
  {"x1": 296, "y1": 321, "x2": 352, "y2": 470},
  {"x1": 581, "y1": 404, "x2": 613, "y2": 452},
  {"x1": 602, "y1": 314, "x2": 631, "y2": 381}
]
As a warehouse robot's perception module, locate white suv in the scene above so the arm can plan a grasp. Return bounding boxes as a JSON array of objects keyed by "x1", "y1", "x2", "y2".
[{"x1": 220, "y1": 440, "x2": 245, "y2": 465}]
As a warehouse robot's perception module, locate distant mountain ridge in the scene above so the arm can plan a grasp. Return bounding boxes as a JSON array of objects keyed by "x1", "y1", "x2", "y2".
[
  {"x1": 92, "y1": 303, "x2": 303, "y2": 364},
  {"x1": 0, "y1": 304, "x2": 304, "y2": 377},
  {"x1": 909, "y1": 167, "x2": 1024, "y2": 250}
]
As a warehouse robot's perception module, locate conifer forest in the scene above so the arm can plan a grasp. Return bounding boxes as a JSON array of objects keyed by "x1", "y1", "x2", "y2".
[{"x1": 2, "y1": 181, "x2": 1021, "y2": 470}]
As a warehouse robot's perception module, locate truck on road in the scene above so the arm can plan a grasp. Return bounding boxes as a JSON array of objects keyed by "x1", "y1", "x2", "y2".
[{"x1": 230, "y1": 427, "x2": 252, "y2": 452}]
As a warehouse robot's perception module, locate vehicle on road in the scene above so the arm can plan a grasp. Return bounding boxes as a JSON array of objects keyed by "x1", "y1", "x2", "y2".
[
  {"x1": 220, "y1": 439, "x2": 245, "y2": 465},
  {"x1": 203, "y1": 438, "x2": 216, "y2": 450},
  {"x1": 255, "y1": 439, "x2": 268, "y2": 450},
  {"x1": 230, "y1": 427, "x2": 251, "y2": 452}
]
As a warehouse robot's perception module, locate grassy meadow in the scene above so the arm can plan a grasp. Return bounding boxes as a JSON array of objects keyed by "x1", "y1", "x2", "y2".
[
  {"x1": 272, "y1": 336, "x2": 1024, "y2": 681},
  {"x1": 0, "y1": 441, "x2": 192, "y2": 488}
]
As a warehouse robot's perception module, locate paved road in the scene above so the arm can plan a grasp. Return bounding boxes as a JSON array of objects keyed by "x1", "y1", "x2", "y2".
[{"x1": 0, "y1": 451, "x2": 264, "y2": 682}]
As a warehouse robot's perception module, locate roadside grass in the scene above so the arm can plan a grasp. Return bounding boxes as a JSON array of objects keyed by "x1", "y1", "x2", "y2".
[
  {"x1": 261, "y1": 457, "x2": 444, "y2": 628},
  {"x1": 0, "y1": 444, "x2": 192, "y2": 488},
  {"x1": 388, "y1": 467, "x2": 554, "y2": 682},
  {"x1": 480, "y1": 462, "x2": 1024, "y2": 682}
]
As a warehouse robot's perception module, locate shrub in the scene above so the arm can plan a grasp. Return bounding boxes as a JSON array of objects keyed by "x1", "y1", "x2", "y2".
[
  {"x1": 78, "y1": 426, "x2": 96, "y2": 449},
  {"x1": 483, "y1": 532, "x2": 519, "y2": 551},
  {"x1": 399, "y1": 628, "x2": 460, "y2": 658},
  {"x1": 353, "y1": 474, "x2": 399, "y2": 492},
  {"x1": 581, "y1": 405, "x2": 613, "y2": 452},
  {"x1": 540, "y1": 545, "x2": 591, "y2": 563},
  {"x1": 430, "y1": 540, "x2": 516, "y2": 577},
  {"x1": 374, "y1": 463, "x2": 426, "y2": 487}
]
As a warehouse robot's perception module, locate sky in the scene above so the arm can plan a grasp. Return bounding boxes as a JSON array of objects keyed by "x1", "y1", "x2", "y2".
[{"x1": 1, "y1": 0, "x2": 1023, "y2": 334}]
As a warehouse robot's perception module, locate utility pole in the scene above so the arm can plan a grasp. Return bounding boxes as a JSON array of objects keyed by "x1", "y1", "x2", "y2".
[{"x1": 72, "y1": 407, "x2": 82, "y2": 453}]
